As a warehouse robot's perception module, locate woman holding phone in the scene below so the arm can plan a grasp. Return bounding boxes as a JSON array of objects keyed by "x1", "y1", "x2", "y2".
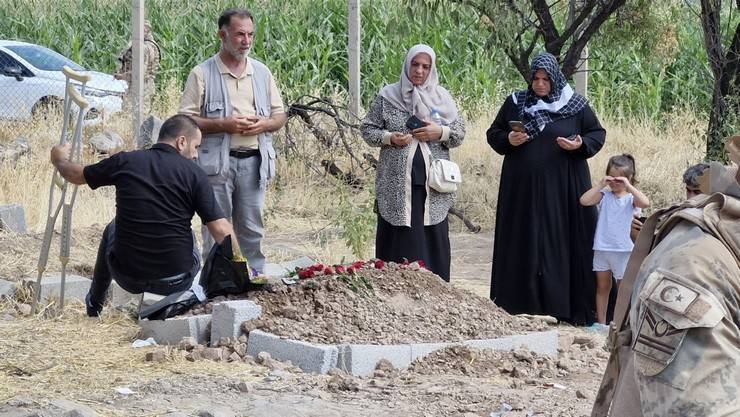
[
  {"x1": 361, "y1": 44, "x2": 466, "y2": 282},
  {"x1": 486, "y1": 52, "x2": 606, "y2": 324}
]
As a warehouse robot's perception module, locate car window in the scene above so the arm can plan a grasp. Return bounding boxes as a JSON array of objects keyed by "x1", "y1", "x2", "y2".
[
  {"x1": 0, "y1": 50, "x2": 33, "y2": 77},
  {"x1": 5, "y1": 45, "x2": 84, "y2": 72}
]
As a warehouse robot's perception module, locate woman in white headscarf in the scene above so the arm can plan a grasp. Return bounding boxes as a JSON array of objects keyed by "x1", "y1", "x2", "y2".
[{"x1": 361, "y1": 44, "x2": 466, "y2": 281}]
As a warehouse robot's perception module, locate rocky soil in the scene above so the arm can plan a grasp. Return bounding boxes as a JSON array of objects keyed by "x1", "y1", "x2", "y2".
[{"x1": 0, "y1": 231, "x2": 608, "y2": 417}]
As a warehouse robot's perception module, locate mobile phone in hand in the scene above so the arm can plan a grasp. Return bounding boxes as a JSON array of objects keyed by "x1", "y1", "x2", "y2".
[
  {"x1": 509, "y1": 120, "x2": 526, "y2": 133},
  {"x1": 406, "y1": 115, "x2": 427, "y2": 130}
]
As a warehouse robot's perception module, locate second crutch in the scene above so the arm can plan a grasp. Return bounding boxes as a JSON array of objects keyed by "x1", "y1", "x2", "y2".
[{"x1": 31, "y1": 65, "x2": 91, "y2": 314}]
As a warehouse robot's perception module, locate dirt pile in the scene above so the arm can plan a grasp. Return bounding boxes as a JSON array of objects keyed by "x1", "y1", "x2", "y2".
[
  {"x1": 187, "y1": 262, "x2": 550, "y2": 344},
  {"x1": 407, "y1": 345, "x2": 558, "y2": 379}
]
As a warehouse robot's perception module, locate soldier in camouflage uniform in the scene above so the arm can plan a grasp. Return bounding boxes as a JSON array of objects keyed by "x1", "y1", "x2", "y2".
[
  {"x1": 114, "y1": 21, "x2": 161, "y2": 115},
  {"x1": 593, "y1": 136, "x2": 740, "y2": 417}
]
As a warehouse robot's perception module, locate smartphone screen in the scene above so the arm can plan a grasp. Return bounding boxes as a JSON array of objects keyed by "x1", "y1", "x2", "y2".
[
  {"x1": 509, "y1": 120, "x2": 525, "y2": 132},
  {"x1": 406, "y1": 115, "x2": 427, "y2": 130}
]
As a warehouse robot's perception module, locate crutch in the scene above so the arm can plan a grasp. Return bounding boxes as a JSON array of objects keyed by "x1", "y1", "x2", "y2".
[{"x1": 31, "y1": 65, "x2": 91, "y2": 314}]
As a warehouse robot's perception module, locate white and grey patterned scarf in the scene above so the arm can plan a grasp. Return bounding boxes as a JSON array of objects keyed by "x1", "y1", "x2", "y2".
[
  {"x1": 513, "y1": 52, "x2": 588, "y2": 139},
  {"x1": 379, "y1": 44, "x2": 459, "y2": 125}
]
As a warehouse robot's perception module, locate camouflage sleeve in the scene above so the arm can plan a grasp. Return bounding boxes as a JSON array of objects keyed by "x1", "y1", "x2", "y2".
[
  {"x1": 630, "y1": 221, "x2": 740, "y2": 417},
  {"x1": 144, "y1": 41, "x2": 160, "y2": 76},
  {"x1": 114, "y1": 47, "x2": 132, "y2": 82}
]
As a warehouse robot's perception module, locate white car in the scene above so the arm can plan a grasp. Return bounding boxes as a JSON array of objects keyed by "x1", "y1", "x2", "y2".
[{"x1": 0, "y1": 40, "x2": 126, "y2": 123}]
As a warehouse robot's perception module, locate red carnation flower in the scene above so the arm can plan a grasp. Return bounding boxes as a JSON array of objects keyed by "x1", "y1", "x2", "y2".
[
  {"x1": 335, "y1": 265, "x2": 346, "y2": 274},
  {"x1": 374, "y1": 259, "x2": 385, "y2": 269},
  {"x1": 311, "y1": 263, "x2": 325, "y2": 272},
  {"x1": 324, "y1": 267, "x2": 334, "y2": 275},
  {"x1": 298, "y1": 269, "x2": 314, "y2": 279}
]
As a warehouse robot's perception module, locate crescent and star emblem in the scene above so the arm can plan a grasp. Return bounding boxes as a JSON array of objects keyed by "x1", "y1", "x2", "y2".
[{"x1": 660, "y1": 285, "x2": 684, "y2": 303}]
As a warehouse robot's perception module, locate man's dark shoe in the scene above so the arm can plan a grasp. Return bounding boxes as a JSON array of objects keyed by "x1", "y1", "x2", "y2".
[{"x1": 85, "y1": 293, "x2": 103, "y2": 317}]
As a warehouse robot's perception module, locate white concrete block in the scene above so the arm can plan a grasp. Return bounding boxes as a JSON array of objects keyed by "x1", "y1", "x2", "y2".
[
  {"x1": 139, "y1": 314, "x2": 211, "y2": 345},
  {"x1": 409, "y1": 342, "x2": 452, "y2": 361},
  {"x1": 211, "y1": 300, "x2": 262, "y2": 344},
  {"x1": 108, "y1": 284, "x2": 165, "y2": 309},
  {"x1": 463, "y1": 330, "x2": 559, "y2": 357},
  {"x1": 23, "y1": 274, "x2": 90, "y2": 302},
  {"x1": 0, "y1": 278, "x2": 16, "y2": 298},
  {"x1": 0, "y1": 204, "x2": 27, "y2": 234},
  {"x1": 247, "y1": 330, "x2": 338, "y2": 374},
  {"x1": 337, "y1": 344, "x2": 413, "y2": 377},
  {"x1": 265, "y1": 256, "x2": 315, "y2": 277}
]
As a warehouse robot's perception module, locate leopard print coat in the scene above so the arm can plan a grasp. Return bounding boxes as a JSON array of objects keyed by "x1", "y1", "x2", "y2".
[{"x1": 361, "y1": 95, "x2": 466, "y2": 227}]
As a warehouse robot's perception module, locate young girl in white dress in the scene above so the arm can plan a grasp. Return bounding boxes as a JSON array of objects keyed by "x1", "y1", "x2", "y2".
[{"x1": 580, "y1": 154, "x2": 650, "y2": 326}]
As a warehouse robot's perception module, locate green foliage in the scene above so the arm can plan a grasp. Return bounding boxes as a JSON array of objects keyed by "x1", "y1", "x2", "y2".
[
  {"x1": 589, "y1": 2, "x2": 713, "y2": 120},
  {"x1": 331, "y1": 185, "x2": 375, "y2": 259},
  {"x1": 0, "y1": 0, "x2": 730, "y2": 124},
  {"x1": 337, "y1": 273, "x2": 374, "y2": 296}
]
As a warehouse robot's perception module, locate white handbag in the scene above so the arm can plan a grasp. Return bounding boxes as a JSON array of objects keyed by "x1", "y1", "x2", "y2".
[{"x1": 428, "y1": 158, "x2": 461, "y2": 193}]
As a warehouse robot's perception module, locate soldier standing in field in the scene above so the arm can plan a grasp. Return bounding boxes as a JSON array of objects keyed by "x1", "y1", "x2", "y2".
[
  {"x1": 592, "y1": 136, "x2": 740, "y2": 417},
  {"x1": 115, "y1": 20, "x2": 161, "y2": 116}
]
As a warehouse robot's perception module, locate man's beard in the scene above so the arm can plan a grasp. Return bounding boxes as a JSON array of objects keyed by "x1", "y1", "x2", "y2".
[{"x1": 224, "y1": 43, "x2": 250, "y2": 61}]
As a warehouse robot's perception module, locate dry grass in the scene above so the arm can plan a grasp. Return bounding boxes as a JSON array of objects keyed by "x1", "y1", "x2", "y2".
[
  {"x1": 0, "y1": 299, "x2": 267, "y2": 414},
  {"x1": 0, "y1": 104, "x2": 706, "y2": 257},
  {"x1": 0, "y1": 99, "x2": 710, "y2": 412}
]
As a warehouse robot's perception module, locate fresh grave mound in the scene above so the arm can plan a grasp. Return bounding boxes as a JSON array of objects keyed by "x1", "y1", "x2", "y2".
[{"x1": 186, "y1": 262, "x2": 550, "y2": 344}]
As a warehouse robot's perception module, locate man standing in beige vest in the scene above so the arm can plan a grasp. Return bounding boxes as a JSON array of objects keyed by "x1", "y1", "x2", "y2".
[
  {"x1": 593, "y1": 136, "x2": 740, "y2": 417},
  {"x1": 178, "y1": 8, "x2": 287, "y2": 274}
]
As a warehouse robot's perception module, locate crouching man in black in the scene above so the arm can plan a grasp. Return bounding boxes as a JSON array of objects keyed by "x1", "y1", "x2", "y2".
[{"x1": 51, "y1": 114, "x2": 234, "y2": 316}]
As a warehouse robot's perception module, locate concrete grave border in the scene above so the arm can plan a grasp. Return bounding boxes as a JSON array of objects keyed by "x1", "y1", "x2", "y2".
[
  {"x1": 138, "y1": 296, "x2": 558, "y2": 376},
  {"x1": 249, "y1": 329, "x2": 559, "y2": 376}
]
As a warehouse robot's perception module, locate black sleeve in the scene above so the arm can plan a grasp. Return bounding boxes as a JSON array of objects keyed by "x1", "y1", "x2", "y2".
[
  {"x1": 486, "y1": 96, "x2": 518, "y2": 155},
  {"x1": 192, "y1": 169, "x2": 224, "y2": 224},
  {"x1": 82, "y1": 153, "x2": 124, "y2": 190},
  {"x1": 575, "y1": 105, "x2": 606, "y2": 159}
]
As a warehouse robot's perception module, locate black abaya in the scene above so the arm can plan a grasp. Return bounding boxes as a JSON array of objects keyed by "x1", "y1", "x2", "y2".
[{"x1": 487, "y1": 96, "x2": 605, "y2": 325}]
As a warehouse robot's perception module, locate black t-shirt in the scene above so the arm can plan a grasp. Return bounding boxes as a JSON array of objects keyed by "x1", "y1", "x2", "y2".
[{"x1": 83, "y1": 143, "x2": 223, "y2": 278}]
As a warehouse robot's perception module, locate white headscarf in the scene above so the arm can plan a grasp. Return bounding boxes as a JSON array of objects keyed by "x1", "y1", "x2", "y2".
[{"x1": 379, "y1": 44, "x2": 458, "y2": 125}]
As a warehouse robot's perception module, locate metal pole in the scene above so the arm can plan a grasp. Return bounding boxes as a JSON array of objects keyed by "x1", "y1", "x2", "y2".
[
  {"x1": 569, "y1": 0, "x2": 588, "y2": 97},
  {"x1": 348, "y1": 0, "x2": 361, "y2": 116},
  {"x1": 132, "y1": 0, "x2": 144, "y2": 144},
  {"x1": 574, "y1": 46, "x2": 588, "y2": 97}
]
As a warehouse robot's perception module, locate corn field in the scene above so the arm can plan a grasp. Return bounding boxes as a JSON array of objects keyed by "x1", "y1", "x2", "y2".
[{"x1": 1, "y1": 0, "x2": 734, "y2": 122}]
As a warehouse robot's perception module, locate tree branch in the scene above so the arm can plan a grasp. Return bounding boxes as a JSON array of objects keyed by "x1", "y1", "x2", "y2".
[
  {"x1": 700, "y1": 0, "x2": 725, "y2": 80},
  {"x1": 531, "y1": 0, "x2": 560, "y2": 48},
  {"x1": 719, "y1": 22, "x2": 740, "y2": 95},
  {"x1": 561, "y1": 0, "x2": 626, "y2": 78},
  {"x1": 553, "y1": 0, "x2": 597, "y2": 52}
]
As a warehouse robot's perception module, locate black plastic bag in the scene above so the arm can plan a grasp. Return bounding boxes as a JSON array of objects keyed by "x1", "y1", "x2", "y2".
[
  {"x1": 138, "y1": 236, "x2": 252, "y2": 321},
  {"x1": 199, "y1": 235, "x2": 252, "y2": 299},
  {"x1": 139, "y1": 289, "x2": 199, "y2": 320}
]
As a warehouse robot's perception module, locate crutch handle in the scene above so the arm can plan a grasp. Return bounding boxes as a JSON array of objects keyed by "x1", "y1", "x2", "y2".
[
  {"x1": 66, "y1": 84, "x2": 89, "y2": 109},
  {"x1": 62, "y1": 65, "x2": 92, "y2": 83}
]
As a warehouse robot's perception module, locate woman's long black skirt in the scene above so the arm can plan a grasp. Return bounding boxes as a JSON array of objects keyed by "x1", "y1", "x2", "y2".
[{"x1": 375, "y1": 147, "x2": 451, "y2": 281}]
